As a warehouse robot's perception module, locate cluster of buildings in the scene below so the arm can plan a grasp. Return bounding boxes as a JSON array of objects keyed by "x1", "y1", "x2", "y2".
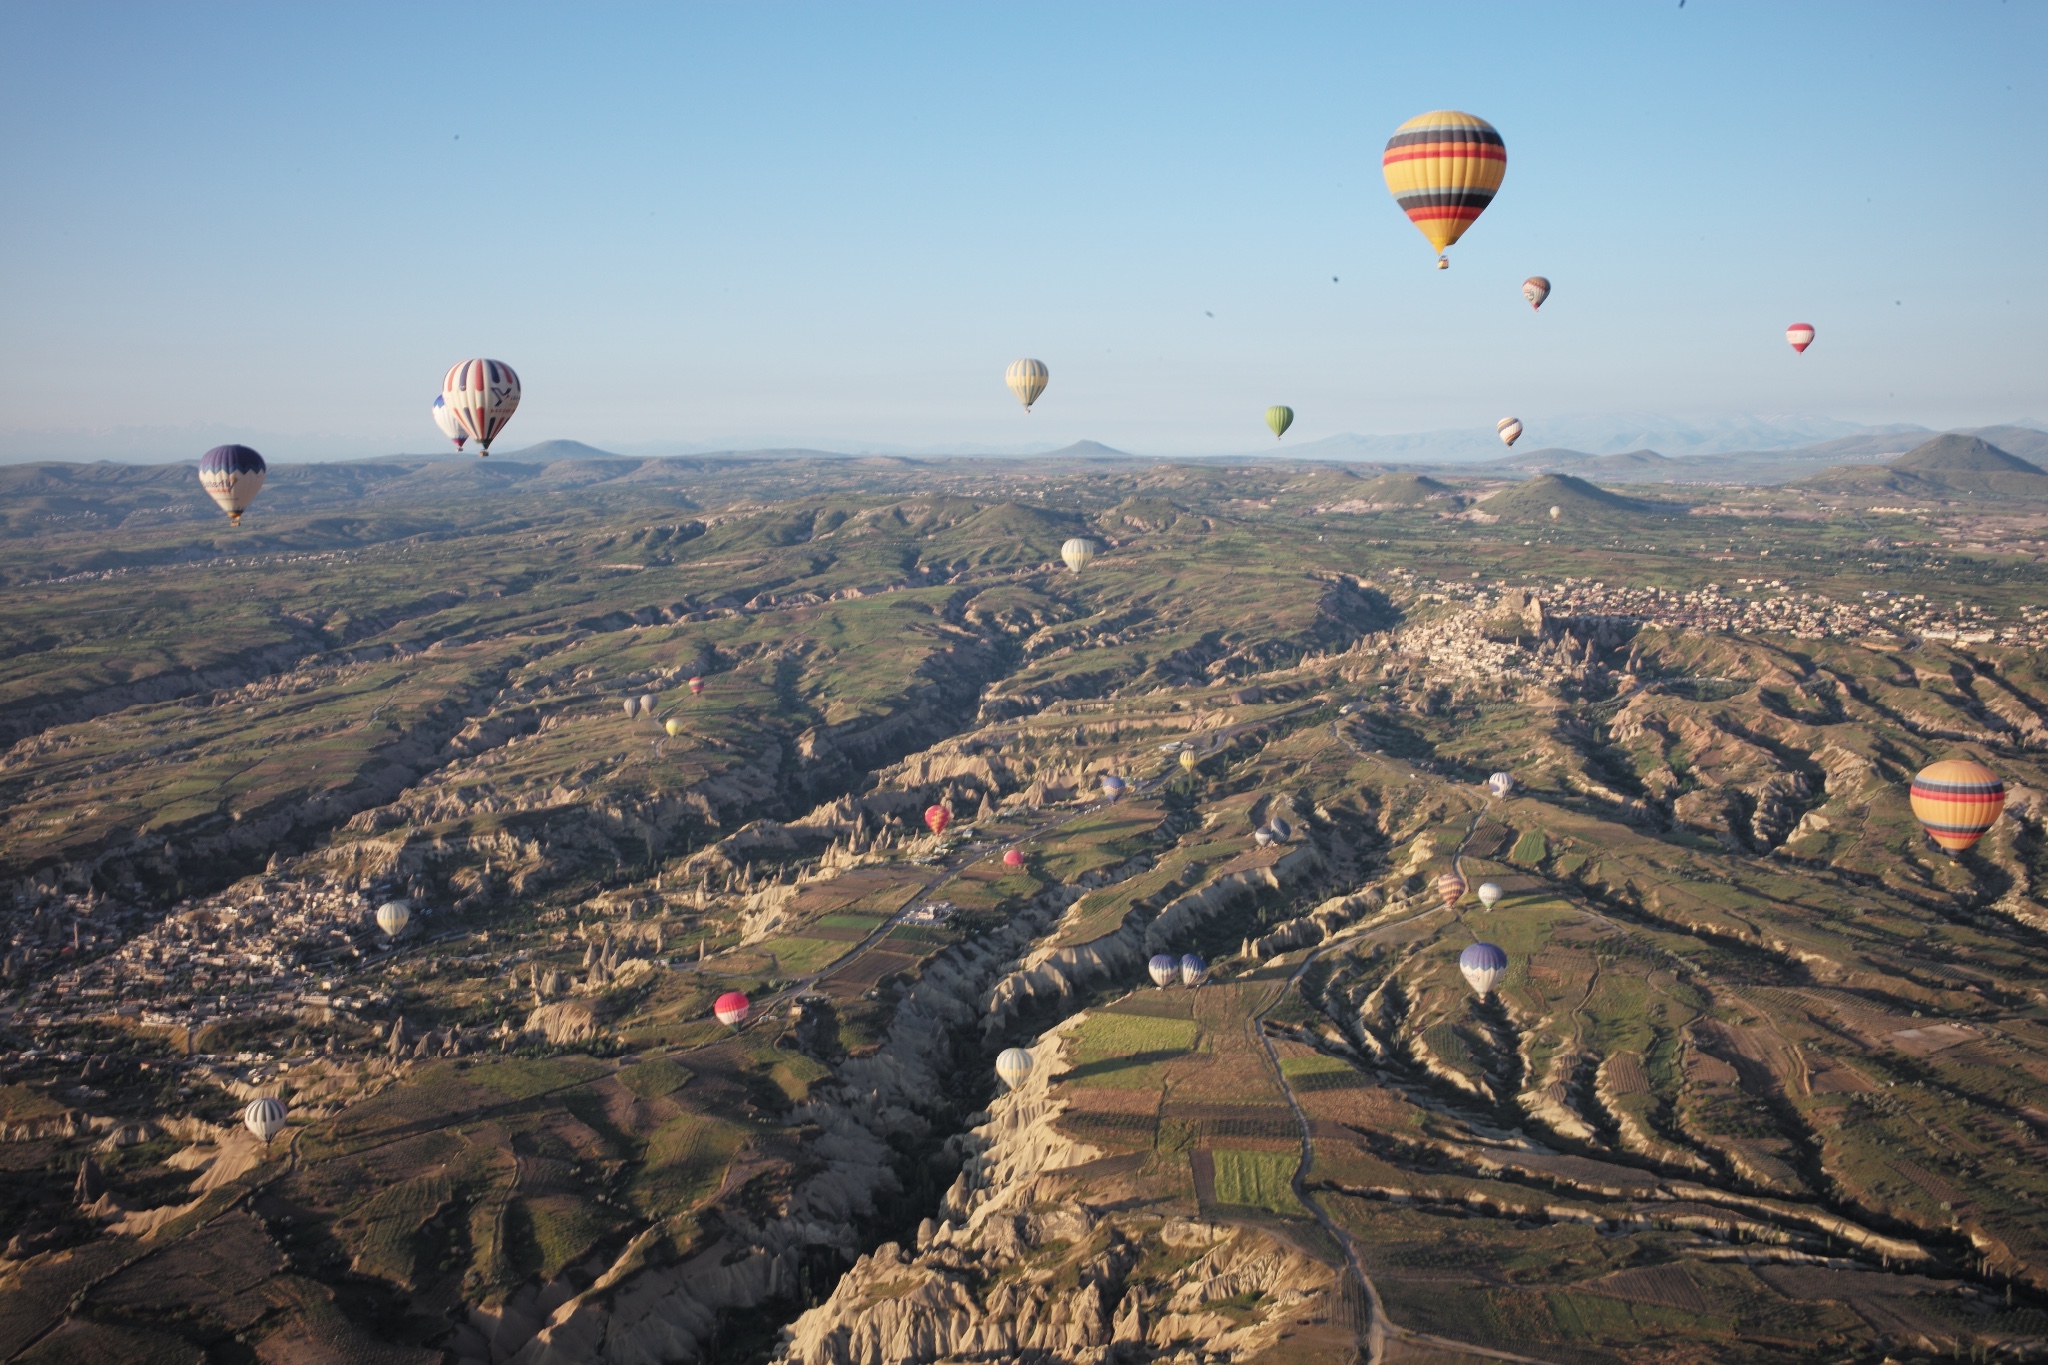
[
  {"x1": 0, "y1": 877, "x2": 399, "y2": 1076},
  {"x1": 1392, "y1": 573, "x2": 2036, "y2": 656}
]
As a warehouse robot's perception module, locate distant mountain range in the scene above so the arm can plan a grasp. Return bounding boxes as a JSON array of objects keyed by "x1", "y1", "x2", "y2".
[
  {"x1": 14, "y1": 413, "x2": 2048, "y2": 468},
  {"x1": 1469, "y1": 423, "x2": 2048, "y2": 486}
]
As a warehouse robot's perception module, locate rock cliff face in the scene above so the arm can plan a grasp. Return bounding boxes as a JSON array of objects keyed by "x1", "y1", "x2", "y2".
[
  {"x1": 984, "y1": 843, "x2": 1328, "y2": 1038},
  {"x1": 469, "y1": 901, "x2": 1062, "y2": 1365},
  {"x1": 775, "y1": 1020, "x2": 1341, "y2": 1365}
]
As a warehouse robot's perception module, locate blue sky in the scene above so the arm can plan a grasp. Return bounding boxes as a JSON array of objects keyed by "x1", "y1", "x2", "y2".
[{"x1": 2, "y1": 2, "x2": 2043, "y2": 460}]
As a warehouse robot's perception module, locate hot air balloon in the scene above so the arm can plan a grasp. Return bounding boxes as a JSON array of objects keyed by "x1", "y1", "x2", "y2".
[
  {"x1": 1487, "y1": 772, "x2": 1513, "y2": 799},
  {"x1": 1497, "y1": 418, "x2": 1523, "y2": 449},
  {"x1": 1437, "y1": 870, "x2": 1467, "y2": 908},
  {"x1": 1267, "y1": 817, "x2": 1291, "y2": 842},
  {"x1": 432, "y1": 395, "x2": 468, "y2": 453},
  {"x1": 1909, "y1": 759, "x2": 2006, "y2": 857},
  {"x1": 1003, "y1": 848, "x2": 1025, "y2": 868},
  {"x1": 1522, "y1": 276, "x2": 1551, "y2": 310},
  {"x1": 1382, "y1": 111, "x2": 1506, "y2": 269},
  {"x1": 1180, "y1": 953, "x2": 1208, "y2": 987},
  {"x1": 244, "y1": 1096, "x2": 287, "y2": 1144},
  {"x1": 1253, "y1": 826, "x2": 1276, "y2": 848},
  {"x1": 1266, "y1": 406, "x2": 1295, "y2": 441},
  {"x1": 198, "y1": 445, "x2": 267, "y2": 526},
  {"x1": 714, "y1": 991, "x2": 751, "y2": 1028},
  {"x1": 1061, "y1": 538, "x2": 1097, "y2": 573},
  {"x1": 1549, "y1": 506, "x2": 1561, "y2": 521},
  {"x1": 442, "y1": 358, "x2": 522, "y2": 454},
  {"x1": 924, "y1": 805, "x2": 952, "y2": 837},
  {"x1": 1786, "y1": 323, "x2": 1815, "y2": 354},
  {"x1": 375, "y1": 900, "x2": 410, "y2": 937},
  {"x1": 1148, "y1": 954, "x2": 1179, "y2": 988},
  {"x1": 1101, "y1": 774, "x2": 1128, "y2": 801},
  {"x1": 622, "y1": 699, "x2": 639, "y2": 718},
  {"x1": 689, "y1": 676, "x2": 705, "y2": 697},
  {"x1": 664, "y1": 718, "x2": 683, "y2": 737},
  {"x1": 1179, "y1": 749, "x2": 1198, "y2": 774},
  {"x1": 1459, "y1": 942, "x2": 1508, "y2": 998},
  {"x1": 1477, "y1": 882, "x2": 1503, "y2": 908},
  {"x1": 995, "y1": 1047, "x2": 1035, "y2": 1088},
  {"x1": 639, "y1": 694, "x2": 656, "y2": 716},
  {"x1": 1006, "y1": 358, "x2": 1049, "y2": 411}
]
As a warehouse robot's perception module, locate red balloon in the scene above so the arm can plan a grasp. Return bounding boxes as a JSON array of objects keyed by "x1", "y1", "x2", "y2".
[
  {"x1": 688, "y1": 676, "x2": 705, "y2": 696},
  {"x1": 1003, "y1": 849, "x2": 1024, "y2": 868},
  {"x1": 713, "y1": 992, "x2": 750, "y2": 1028},
  {"x1": 1786, "y1": 322, "x2": 1815, "y2": 353},
  {"x1": 924, "y1": 805, "x2": 952, "y2": 836}
]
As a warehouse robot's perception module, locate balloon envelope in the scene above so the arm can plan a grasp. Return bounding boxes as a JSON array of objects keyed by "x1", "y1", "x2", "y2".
[
  {"x1": 1003, "y1": 849, "x2": 1025, "y2": 868},
  {"x1": 442, "y1": 358, "x2": 521, "y2": 453},
  {"x1": 1549, "y1": 506, "x2": 1561, "y2": 521},
  {"x1": 1148, "y1": 954, "x2": 1179, "y2": 987},
  {"x1": 1382, "y1": 111, "x2": 1506, "y2": 265},
  {"x1": 623, "y1": 699, "x2": 639, "y2": 717},
  {"x1": 1253, "y1": 827, "x2": 1276, "y2": 848},
  {"x1": 375, "y1": 900, "x2": 410, "y2": 937},
  {"x1": 689, "y1": 676, "x2": 705, "y2": 696},
  {"x1": 1100, "y1": 774, "x2": 1127, "y2": 800},
  {"x1": 995, "y1": 1047, "x2": 1035, "y2": 1088},
  {"x1": 1487, "y1": 772, "x2": 1514, "y2": 799},
  {"x1": 1437, "y1": 871, "x2": 1467, "y2": 907},
  {"x1": 1460, "y1": 942, "x2": 1509, "y2": 997},
  {"x1": 244, "y1": 1096, "x2": 287, "y2": 1143},
  {"x1": 1910, "y1": 759, "x2": 2005, "y2": 856},
  {"x1": 1497, "y1": 418, "x2": 1523, "y2": 448},
  {"x1": 924, "y1": 805, "x2": 952, "y2": 836},
  {"x1": 199, "y1": 445, "x2": 267, "y2": 525},
  {"x1": 714, "y1": 991, "x2": 751, "y2": 1027},
  {"x1": 1522, "y1": 276, "x2": 1551, "y2": 310},
  {"x1": 1179, "y1": 749, "x2": 1198, "y2": 773},
  {"x1": 1477, "y1": 882, "x2": 1503, "y2": 908},
  {"x1": 1265, "y1": 405, "x2": 1294, "y2": 440},
  {"x1": 1179, "y1": 953, "x2": 1207, "y2": 987},
  {"x1": 639, "y1": 694, "x2": 656, "y2": 716},
  {"x1": 432, "y1": 395, "x2": 468, "y2": 451},
  {"x1": 1267, "y1": 817, "x2": 1291, "y2": 842},
  {"x1": 664, "y1": 718, "x2": 682, "y2": 737},
  {"x1": 1786, "y1": 324, "x2": 1815, "y2": 353},
  {"x1": 1006, "y1": 357, "x2": 1049, "y2": 410},
  {"x1": 1061, "y1": 538, "x2": 1097, "y2": 573}
]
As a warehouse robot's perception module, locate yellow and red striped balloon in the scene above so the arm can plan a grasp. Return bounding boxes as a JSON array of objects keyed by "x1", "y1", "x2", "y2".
[
  {"x1": 1909, "y1": 759, "x2": 2005, "y2": 857},
  {"x1": 1382, "y1": 111, "x2": 1506, "y2": 268}
]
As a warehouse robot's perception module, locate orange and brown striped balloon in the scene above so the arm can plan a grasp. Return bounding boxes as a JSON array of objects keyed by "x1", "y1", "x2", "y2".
[
  {"x1": 1382, "y1": 111, "x2": 1506, "y2": 267},
  {"x1": 1909, "y1": 758, "x2": 2005, "y2": 856},
  {"x1": 1437, "y1": 869, "x2": 1468, "y2": 907}
]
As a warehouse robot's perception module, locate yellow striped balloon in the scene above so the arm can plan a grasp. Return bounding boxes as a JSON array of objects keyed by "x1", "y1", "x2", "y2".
[
  {"x1": 1382, "y1": 111, "x2": 1506, "y2": 268},
  {"x1": 1909, "y1": 758, "x2": 2005, "y2": 857},
  {"x1": 1006, "y1": 358, "x2": 1049, "y2": 411}
]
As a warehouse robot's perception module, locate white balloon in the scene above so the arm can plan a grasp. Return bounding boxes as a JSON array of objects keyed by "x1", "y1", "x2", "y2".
[
  {"x1": 1061, "y1": 538, "x2": 1097, "y2": 573},
  {"x1": 995, "y1": 1047, "x2": 1035, "y2": 1088},
  {"x1": 244, "y1": 1096, "x2": 287, "y2": 1143},
  {"x1": 1477, "y1": 882, "x2": 1503, "y2": 908},
  {"x1": 375, "y1": 900, "x2": 410, "y2": 937}
]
